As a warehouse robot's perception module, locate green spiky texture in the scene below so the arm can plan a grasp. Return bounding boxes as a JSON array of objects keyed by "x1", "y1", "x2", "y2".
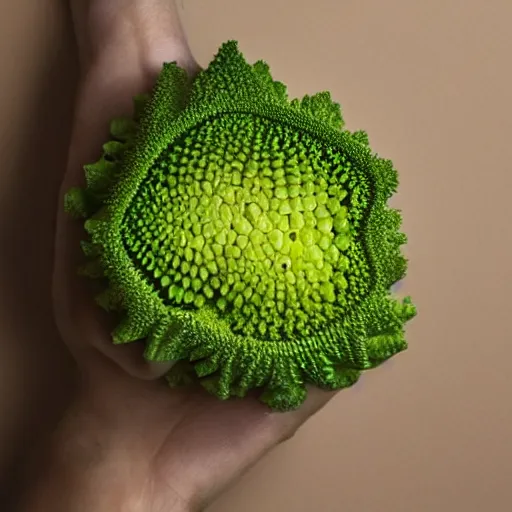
[{"x1": 65, "y1": 41, "x2": 416, "y2": 411}]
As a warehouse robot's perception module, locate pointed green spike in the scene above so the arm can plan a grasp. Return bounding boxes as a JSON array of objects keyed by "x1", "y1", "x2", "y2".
[
  {"x1": 394, "y1": 231, "x2": 408, "y2": 247},
  {"x1": 83, "y1": 218, "x2": 105, "y2": 237},
  {"x1": 215, "y1": 356, "x2": 235, "y2": 399},
  {"x1": 189, "y1": 40, "x2": 270, "y2": 105},
  {"x1": 195, "y1": 354, "x2": 221, "y2": 378},
  {"x1": 95, "y1": 287, "x2": 122, "y2": 311},
  {"x1": 298, "y1": 92, "x2": 344, "y2": 130},
  {"x1": 144, "y1": 323, "x2": 188, "y2": 360},
  {"x1": 133, "y1": 93, "x2": 150, "y2": 120},
  {"x1": 260, "y1": 383, "x2": 307, "y2": 411},
  {"x1": 144, "y1": 317, "x2": 172, "y2": 358},
  {"x1": 232, "y1": 350, "x2": 259, "y2": 396},
  {"x1": 165, "y1": 361, "x2": 196, "y2": 387},
  {"x1": 386, "y1": 208, "x2": 403, "y2": 231},
  {"x1": 316, "y1": 352, "x2": 340, "y2": 387},
  {"x1": 189, "y1": 346, "x2": 213, "y2": 361},
  {"x1": 78, "y1": 259, "x2": 103, "y2": 279},
  {"x1": 84, "y1": 157, "x2": 116, "y2": 192},
  {"x1": 80, "y1": 240, "x2": 101, "y2": 258},
  {"x1": 366, "y1": 331, "x2": 408, "y2": 365},
  {"x1": 375, "y1": 157, "x2": 399, "y2": 199},
  {"x1": 268, "y1": 354, "x2": 304, "y2": 389},
  {"x1": 110, "y1": 117, "x2": 137, "y2": 141},
  {"x1": 64, "y1": 187, "x2": 90, "y2": 218},
  {"x1": 252, "y1": 353, "x2": 274, "y2": 388},
  {"x1": 252, "y1": 60, "x2": 270, "y2": 79},
  {"x1": 353, "y1": 130, "x2": 369, "y2": 146},
  {"x1": 199, "y1": 375, "x2": 224, "y2": 397},
  {"x1": 141, "y1": 62, "x2": 189, "y2": 131},
  {"x1": 398, "y1": 296, "x2": 417, "y2": 322},
  {"x1": 330, "y1": 367, "x2": 361, "y2": 389},
  {"x1": 102, "y1": 141, "x2": 125, "y2": 158},
  {"x1": 298, "y1": 344, "x2": 326, "y2": 384},
  {"x1": 253, "y1": 60, "x2": 288, "y2": 103},
  {"x1": 112, "y1": 316, "x2": 149, "y2": 344},
  {"x1": 273, "y1": 81, "x2": 287, "y2": 100}
]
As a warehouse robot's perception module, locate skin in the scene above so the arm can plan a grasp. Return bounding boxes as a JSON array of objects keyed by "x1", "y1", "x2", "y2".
[{"x1": 21, "y1": 1, "x2": 340, "y2": 510}]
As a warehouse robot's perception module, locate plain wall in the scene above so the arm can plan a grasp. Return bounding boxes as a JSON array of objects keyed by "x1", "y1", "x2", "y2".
[{"x1": 1, "y1": 1, "x2": 511, "y2": 510}]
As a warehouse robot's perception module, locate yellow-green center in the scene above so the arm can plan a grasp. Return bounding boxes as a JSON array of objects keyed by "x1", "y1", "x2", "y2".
[{"x1": 123, "y1": 114, "x2": 370, "y2": 340}]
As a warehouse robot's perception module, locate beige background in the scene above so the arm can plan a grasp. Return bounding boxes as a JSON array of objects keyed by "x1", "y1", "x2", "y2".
[{"x1": 1, "y1": 0, "x2": 511, "y2": 510}]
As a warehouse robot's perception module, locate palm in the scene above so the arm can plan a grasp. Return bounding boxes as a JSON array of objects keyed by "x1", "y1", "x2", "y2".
[
  {"x1": 78, "y1": 360, "x2": 291, "y2": 507},
  {"x1": 52, "y1": 42, "x2": 335, "y2": 509},
  {"x1": 110, "y1": 369, "x2": 334, "y2": 505}
]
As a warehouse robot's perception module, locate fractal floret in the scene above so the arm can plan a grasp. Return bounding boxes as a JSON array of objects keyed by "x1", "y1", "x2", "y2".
[{"x1": 65, "y1": 41, "x2": 416, "y2": 411}]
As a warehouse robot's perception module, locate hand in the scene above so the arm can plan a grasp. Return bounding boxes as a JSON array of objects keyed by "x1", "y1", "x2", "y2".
[{"x1": 23, "y1": 2, "x2": 339, "y2": 510}]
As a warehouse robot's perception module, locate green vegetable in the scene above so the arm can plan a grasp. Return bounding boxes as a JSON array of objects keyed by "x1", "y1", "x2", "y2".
[{"x1": 65, "y1": 41, "x2": 416, "y2": 411}]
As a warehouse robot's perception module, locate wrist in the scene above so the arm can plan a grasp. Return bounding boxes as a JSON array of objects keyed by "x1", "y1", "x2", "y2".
[{"x1": 19, "y1": 396, "x2": 193, "y2": 512}]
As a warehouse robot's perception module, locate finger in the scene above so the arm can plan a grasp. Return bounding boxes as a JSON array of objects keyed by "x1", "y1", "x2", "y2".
[
  {"x1": 54, "y1": 69, "x2": 171, "y2": 379},
  {"x1": 53, "y1": 17, "x2": 197, "y2": 379}
]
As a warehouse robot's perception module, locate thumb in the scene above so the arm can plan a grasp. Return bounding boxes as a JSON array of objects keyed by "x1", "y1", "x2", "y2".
[{"x1": 53, "y1": 2, "x2": 197, "y2": 380}]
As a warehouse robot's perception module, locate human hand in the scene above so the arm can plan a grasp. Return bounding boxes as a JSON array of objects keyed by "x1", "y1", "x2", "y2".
[{"x1": 21, "y1": 2, "x2": 340, "y2": 511}]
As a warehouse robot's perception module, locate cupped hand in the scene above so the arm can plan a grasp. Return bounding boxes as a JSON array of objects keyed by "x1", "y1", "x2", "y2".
[{"x1": 49, "y1": 2, "x2": 338, "y2": 510}]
